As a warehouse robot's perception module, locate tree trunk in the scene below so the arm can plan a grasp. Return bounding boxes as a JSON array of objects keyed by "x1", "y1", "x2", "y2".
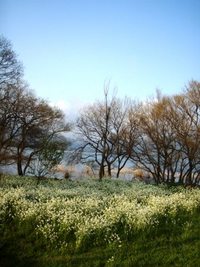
[
  {"x1": 107, "y1": 163, "x2": 112, "y2": 177},
  {"x1": 186, "y1": 161, "x2": 193, "y2": 185},
  {"x1": 17, "y1": 143, "x2": 24, "y2": 176},
  {"x1": 116, "y1": 169, "x2": 120, "y2": 178},
  {"x1": 17, "y1": 158, "x2": 23, "y2": 176},
  {"x1": 99, "y1": 157, "x2": 105, "y2": 180}
]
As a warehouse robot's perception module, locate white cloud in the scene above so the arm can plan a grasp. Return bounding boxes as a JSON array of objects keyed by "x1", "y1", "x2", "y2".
[{"x1": 50, "y1": 99, "x2": 87, "y2": 120}]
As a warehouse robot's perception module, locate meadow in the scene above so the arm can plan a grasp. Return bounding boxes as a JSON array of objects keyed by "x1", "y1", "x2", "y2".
[{"x1": 0, "y1": 175, "x2": 200, "y2": 267}]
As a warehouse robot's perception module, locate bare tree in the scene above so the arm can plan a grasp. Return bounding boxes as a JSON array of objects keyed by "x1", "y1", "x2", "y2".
[
  {"x1": 0, "y1": 83, "x2": 25, "y2": 164},
  {"x1": 109, "y1": 100, "x2": 140, "y2": 178},
  {"x1": 0, "y1": 36, "x2": 24, "y2": 164},
  {"x1": 76, "y1": 85, "x2": 135, "y2": 179},
  {"x1": 167, "y1": 81, "x2": 200, "y2": 185},
  {"x1": 0, "y1": 82, "x2": 69, "y2": 176},
  {"x1": 132, "y1": 96, "x2": 181, "y2": 184},
  {"x1": 0, "y1": 36, "x2": 23, "y2": 85},
  {"x1": 131, "y1": 82, "x2": 200, "y2": 186},
  {"x1": 76, "y1": 85, "x2": 113, "y2": 179},
  {"x1": 0, "y1": 37, "x2": 70, "y2": 177},
  {"x1": 13, "y1": 91, "x2": 69, "y2": 176}
]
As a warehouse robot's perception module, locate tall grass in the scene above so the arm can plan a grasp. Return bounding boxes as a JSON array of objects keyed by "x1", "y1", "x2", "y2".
[{"x1": 0, "y1": 175, "x2": 200, "y2": 266}]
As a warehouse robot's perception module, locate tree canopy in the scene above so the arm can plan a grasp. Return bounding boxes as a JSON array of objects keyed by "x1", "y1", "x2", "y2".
[{"x1": 0, "y1": 37, "x2": 69, "y2": 177}]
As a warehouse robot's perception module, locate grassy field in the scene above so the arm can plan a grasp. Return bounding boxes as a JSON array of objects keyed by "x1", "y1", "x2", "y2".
[{"x1": 0, "y1": 175, "x2": 200, "y2": 266}]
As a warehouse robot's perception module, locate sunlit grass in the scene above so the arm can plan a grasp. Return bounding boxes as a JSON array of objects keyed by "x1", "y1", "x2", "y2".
[{"x1": 0, "y1": 174, "x2": 199, "y2": 266}]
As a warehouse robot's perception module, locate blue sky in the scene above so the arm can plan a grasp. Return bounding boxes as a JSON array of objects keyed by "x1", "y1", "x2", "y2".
[{"x1": 1, "y1": 0, "x2": 200, "y2": 116}]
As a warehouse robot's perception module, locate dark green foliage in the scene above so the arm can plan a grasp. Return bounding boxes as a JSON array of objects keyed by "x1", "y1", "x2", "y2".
[{"x1": 1, "y1": 211, "x2": 199, "y2": 267}]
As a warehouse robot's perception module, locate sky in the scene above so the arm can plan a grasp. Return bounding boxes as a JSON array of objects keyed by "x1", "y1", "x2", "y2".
[{"x1": 1, "y1": 0, "x2": 200, "y2": 117}]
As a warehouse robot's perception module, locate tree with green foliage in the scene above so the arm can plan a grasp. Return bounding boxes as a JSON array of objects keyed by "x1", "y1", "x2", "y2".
[{"x1": 28, "y1": 138, "x2": 67, "y2": 179}]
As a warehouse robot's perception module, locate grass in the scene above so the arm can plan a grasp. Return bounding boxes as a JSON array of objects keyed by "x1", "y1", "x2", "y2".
[{"x1": 0, "y1": 174, "x2": 200, "y2": 266}]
